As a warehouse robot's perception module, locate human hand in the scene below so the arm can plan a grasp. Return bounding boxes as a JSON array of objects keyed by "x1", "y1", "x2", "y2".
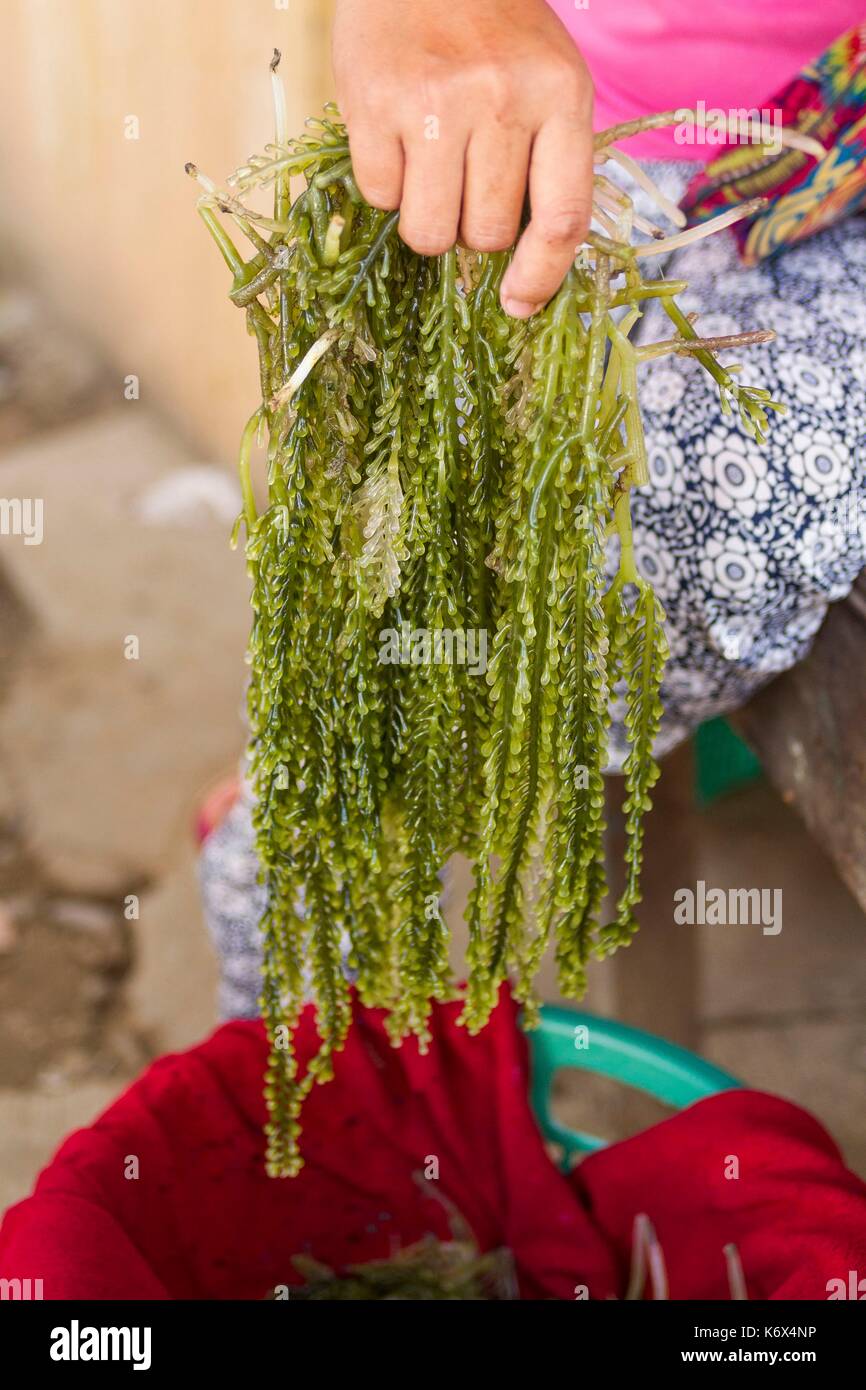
[{"x1": 332, "y1": 0, "x2": 594, "y2": 317}]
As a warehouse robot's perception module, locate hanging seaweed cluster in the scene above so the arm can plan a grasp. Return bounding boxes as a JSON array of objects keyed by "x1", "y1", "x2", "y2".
[{"x1": 190, "y1": 58, "x2": 790, "y2": 1176}]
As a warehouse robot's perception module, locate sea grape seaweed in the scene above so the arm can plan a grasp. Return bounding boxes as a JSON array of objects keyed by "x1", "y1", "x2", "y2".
[{"x1": 191, "y1": 57, "x2": 789, "y2": 1176}]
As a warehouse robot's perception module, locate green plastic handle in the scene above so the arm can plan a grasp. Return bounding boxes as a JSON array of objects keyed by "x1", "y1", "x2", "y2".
[{"x1": 528, "y1": 1003, "x2": 741, "y2": 1170}]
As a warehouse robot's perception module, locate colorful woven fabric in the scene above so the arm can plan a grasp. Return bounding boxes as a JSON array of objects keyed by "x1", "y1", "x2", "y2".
[{"x1": 682, "y1": 23, "x2": 866, "y2": 263}]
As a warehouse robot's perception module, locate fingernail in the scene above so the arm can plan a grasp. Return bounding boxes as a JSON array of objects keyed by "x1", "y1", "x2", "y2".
[{"x1": 501, "y1": 295, "x2": 542, "y2": 319}]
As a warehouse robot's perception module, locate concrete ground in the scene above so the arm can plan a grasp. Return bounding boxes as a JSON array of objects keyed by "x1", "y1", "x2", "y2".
[
  {"x1": 0, "y1": 280, "x2": 249, "y2": 1211},
  {"x1": 1, "y1": 276, "x2": 864, "y2": 1216}
]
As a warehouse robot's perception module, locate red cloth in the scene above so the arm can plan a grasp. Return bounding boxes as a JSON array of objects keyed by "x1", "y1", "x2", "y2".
[{"x1": 2, "y1": 988, "x2": 865, "y2": 1300}]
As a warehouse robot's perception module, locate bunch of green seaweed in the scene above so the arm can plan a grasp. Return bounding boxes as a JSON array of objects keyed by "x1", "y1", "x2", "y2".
[
  {"x1": 267, "y1": 1209, "x2": 747, "y2": 1301},
  {"x1": 190, "y1": 57, "x2": 801, "y2": 1176},
  {"x1": 278, "y1": 1240, "x2": 516, "y2": 1302}
]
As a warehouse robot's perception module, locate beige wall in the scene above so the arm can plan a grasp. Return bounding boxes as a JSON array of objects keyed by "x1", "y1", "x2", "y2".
[{"x1": 0, "y1": 0, "x2": 336, "y2": 461}]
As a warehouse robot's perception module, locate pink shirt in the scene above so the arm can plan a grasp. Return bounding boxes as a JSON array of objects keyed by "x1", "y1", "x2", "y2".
[{"x1": 545, "y1": 1, "x2": 863, "y2": 158}]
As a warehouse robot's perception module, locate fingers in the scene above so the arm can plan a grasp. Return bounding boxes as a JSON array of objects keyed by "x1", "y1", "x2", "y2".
[
  {"x1": 346, "y1": 125, "x2": 405, "y2": 211},
  {"x1": 332, "y1": 0, "x2": 595, "y2": 304},
  {"x1": 398, "y1": 125, "x2": 468, "y2": 256},
  {"x1": 501, "y1": 111, "x2": 594, "y2": 318},
  {"x1": 460, "y1": 123, "x2": 530, "y2": 253}
]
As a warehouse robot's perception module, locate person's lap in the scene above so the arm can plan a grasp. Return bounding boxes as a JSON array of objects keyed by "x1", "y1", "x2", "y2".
[{"x1": 617, "y1": 161, "x2": 866, "y2": 762}]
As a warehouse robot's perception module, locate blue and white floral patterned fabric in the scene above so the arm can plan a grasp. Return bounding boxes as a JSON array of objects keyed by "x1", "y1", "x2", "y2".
[
  {"x1": 610, "y1": 160, "x2": 866, "y2": 762},
  {"x1": 200, "y1": 162, "x2": 866, "y2": 1019},
  {"x1": 199, "y1": 780, "x2": 268, "y2": 1019}
]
